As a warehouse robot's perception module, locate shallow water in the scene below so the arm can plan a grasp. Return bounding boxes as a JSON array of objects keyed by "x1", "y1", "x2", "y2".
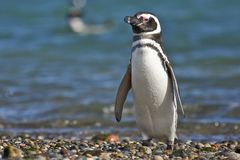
[{"x1": 0, "y1": 0, "x2": 240, "y2": 140}]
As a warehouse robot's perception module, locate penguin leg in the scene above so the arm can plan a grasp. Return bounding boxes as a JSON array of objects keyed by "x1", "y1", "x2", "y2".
[
  {"x1": 166, "y1": 140, "x2": 174, "y2": 150},
  {"x1": 141, "y1": 133, "x2": 152, "y2": 146},
  {"x1": 167, "y1": 125, "x2": 176, "y2": 150},
  {"x1": 167, "y1": 108, "x2": 177, "y2": 150}
]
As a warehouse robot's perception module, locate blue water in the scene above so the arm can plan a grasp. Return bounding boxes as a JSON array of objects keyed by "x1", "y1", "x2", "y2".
[{"x1": 0, "y1": 0, "x2": 240, "y2": 138}]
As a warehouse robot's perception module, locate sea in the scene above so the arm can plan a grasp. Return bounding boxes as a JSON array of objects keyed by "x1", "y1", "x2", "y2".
[{"x1": 0, "y1": 0, "x2": 239, "y2": 141}]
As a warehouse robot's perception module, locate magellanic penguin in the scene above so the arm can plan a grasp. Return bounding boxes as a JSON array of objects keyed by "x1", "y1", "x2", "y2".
[
  {"x1": 67, "y1": 5, "x2": 113, "y2": 35},
  {"x1": 115, "y1": 12, "x2": 184, "y2": 149}
]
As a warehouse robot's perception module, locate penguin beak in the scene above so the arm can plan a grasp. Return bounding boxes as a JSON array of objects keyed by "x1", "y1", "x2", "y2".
[{"x1": 124, "y1": 16, "x2": 141, "y2": 26}]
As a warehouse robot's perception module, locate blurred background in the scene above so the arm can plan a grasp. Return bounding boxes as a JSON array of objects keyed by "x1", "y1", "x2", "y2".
[{"x1": 0, "y1": 0, "x2": 239, "y2": 140}]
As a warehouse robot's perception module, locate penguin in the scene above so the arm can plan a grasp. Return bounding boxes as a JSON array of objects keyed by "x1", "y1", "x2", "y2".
[
  {"x1": 67, "y1": 1, "x2": 113, "y2": 35},
  {"x1": 115, "y1": 12, "x2": 184, "y2": 149}
]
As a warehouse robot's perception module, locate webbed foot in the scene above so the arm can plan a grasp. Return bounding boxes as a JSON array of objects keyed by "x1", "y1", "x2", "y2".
[{"x1": 166, "y1": 140, "x2": 174, "y2": 150}]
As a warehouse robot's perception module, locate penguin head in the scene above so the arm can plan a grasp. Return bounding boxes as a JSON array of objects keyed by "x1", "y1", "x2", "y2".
[{"x1": 124, "y1": 12, "x2": 161, "y2": 35}]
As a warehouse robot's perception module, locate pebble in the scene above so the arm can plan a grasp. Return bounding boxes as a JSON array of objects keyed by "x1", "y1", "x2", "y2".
[
  {"x1": 142, "y1": 146, "x2": 152, "y2": 154},
  {"x1": 153, "y1": 155, "x2": 164, "y2": 160},
  {"x1": 225, "y1": 151, "x2": 240, "y2": 160},
  {"x1": 106, "y1": 134, "x2": 119, "y2": 143},
  {"x1": 196, "y1": 143, "x2": 204, "y2": 149},
  {"x1": 204, "y1": 143, "x2": 211, "y2": 148},
  {"x1": 99, "y1": 152, "x2": 111, "y2": 159},
  {"x1": 235, "y1": 145, "x2": 240, "y2": 153},
  {"x1": 3, "y1": 145, "x2": 23, "y2": 159},
  {"x1": 35, "y1": 155, "x2": 47, "y2": 160}
]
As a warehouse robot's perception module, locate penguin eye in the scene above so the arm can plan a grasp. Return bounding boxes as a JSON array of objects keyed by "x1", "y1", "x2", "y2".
[{"x1": 139, "y1": 16, "x2": 149, "y2": 22}]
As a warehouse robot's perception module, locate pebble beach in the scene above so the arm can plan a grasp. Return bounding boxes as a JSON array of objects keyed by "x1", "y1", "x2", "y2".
[{"x1": 1, "y1": 134, "x2": 240, "y2": 160}]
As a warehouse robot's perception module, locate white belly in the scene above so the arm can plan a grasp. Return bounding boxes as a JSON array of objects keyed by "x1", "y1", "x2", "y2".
[{"x1": 131, "y1": 47, "x2": 176, "y2": 140}]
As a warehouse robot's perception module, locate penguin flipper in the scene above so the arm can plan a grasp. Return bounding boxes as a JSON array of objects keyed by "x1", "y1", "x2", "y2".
[
  {"x1": 165, "y1": 62, "x2": 185, "y2": 116},
  {"x1": 115, "y1": 64, "x2": 132, "y2": 122}
]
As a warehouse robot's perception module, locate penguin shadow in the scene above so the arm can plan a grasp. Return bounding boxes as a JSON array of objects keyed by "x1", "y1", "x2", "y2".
[{"x1": 67, "y1": 5, "x2": 114, "y2": 35}]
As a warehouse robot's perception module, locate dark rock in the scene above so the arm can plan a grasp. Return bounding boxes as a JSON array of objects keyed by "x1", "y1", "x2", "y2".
[
  {"x1": 60, "y1": 148, "x2": 69, "y2": 156},
  {"x1": 172, "y1": 149, "x2": 187, "y2": 158},
  {"x1": 83, "y1": 150, "x2": 103, "y2": 156},
  {"x1": 3, "y1": 145, "x2": 23, "y2": 159},
  {"x1": 235, "y1": 145, "x2": 240, "y2": 154},
  {"x1": 142, "y1": 140, "x2": 152, "y2": 146}
]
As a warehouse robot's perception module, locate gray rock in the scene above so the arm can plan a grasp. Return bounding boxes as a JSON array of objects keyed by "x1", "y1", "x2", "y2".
[
  {"x1": 225, "y1": 151, "x2": 240, "y2": 160},
  {"x1": 35, "y1": 155, "x2": 47, "y2": 160},
  {"x1": 153, "y1": 155, "x2": 164, "y2": 160}
]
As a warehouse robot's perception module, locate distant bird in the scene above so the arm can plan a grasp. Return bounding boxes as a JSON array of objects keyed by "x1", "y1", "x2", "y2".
[
  {"x1": 115, "y1": 12, "x2": 184, "y2": 149},
  {"x1": 67, "y1": 0, "x2": 113, "y2": 35}
]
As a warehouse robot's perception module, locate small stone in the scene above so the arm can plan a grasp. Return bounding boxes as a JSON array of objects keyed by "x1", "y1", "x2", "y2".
[
  {"x1": 229, "y1": 144, "x2": 236, "y2": 150},
  {"x1": 92, "y1": 134, "x2": 108, "y2": 141},
  {"x1": 84, "y1": 150, "x2": 102, "y2": 156},
  {"x1": 225, "y1": 151, "x2": 240, "y2": 160},
  {"x1": 179, "y1": 143, "x2": 187, "y2": 150},
  {"x1": 141, "y1": 146, "x2": 152, "y2": 154},
  {"x1": 99, "y1": 152, "x2": 111, "y2": 159},
  {"x1": 196, "y1": 143, "x2": 204, "y2": 149},
  {"x1": 136, "y1": 151, "x2": 144, "y2": 157},
  {"x1": 106, "y1": 134, "x2": 119, "y2": 143},
  {"x1": 19, "y1": 143, "x2": 26, "y2": 147},
  {"x1": 204, "y1": 143, "x2": 211, "y2": 148},
  {"x1": 154, "y1": 155, "x2": 164, "y2": 160},
  {"x1": 162, "y1": 155, "x2": 169, "y2": 159},
  {"x1": 197, "y1": 156, "x2": 208, "y2": 160},
  {"x1": 3, "y1": 145, "x2": 23, "y2": 159},
  {"x1": 79, "y1": 142, "x2": 89, "y2": 149},
  {"x1": 185, "y1": 140, "x2": 192, "y2": 145},
  {"x1": 113, "y1": 152, "x2": 124, "y2": 158},
  {"x1": 172, "y1": 149, "x2": 187, "y2": 158},
  {"x1": 86, "y1": 153, "x2": 92, "y2": 158},
  {"x1": 71, "y1": 149, "x2": 77, "y2": 154},
  {"x1": 35, "y1": 155, "x2": 47, "y2": 160},
  {"x1": 3, "y1": 143, "x2": 8, "y2": 147},
  {"x1": 189, "y1": 153, "x2": 199, "y2": 159},
  {"x1": 28, "y1": 150, "x2": 37, "y2": 155},
  {"x1": 60, "y1": 148, "x2": 69, "y2": 156},
  {"x1": 201, "y1": 143, "x2": 215, "y2": 152},
  {"x1": 130, "y1": 149, "x2": 136, "y2": 155},
  {"x1": 154, "y1": 148, "x2": 163, "y2": 155},
  {"x1": 37, "y1": 135, "x2": 44, "y2": 140},
  {"x1": 157, "y1": 142, "x2": 167, "y2": 150},
  {"x1": 235, "y1": 145, "x2": 240, "y2": 153}
]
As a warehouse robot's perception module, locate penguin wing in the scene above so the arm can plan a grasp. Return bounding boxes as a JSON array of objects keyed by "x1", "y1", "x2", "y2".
[
  {"x1": 165, "y1": 61, "x2": 185, "y2": 115},
  {"x1": 115, "y1": 64, "x2": 132, "y2": 122}
]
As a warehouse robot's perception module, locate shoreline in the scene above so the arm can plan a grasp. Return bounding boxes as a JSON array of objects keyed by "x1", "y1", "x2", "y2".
[{"x1": 1, "y1": 134, "x2": 240, "y2": 159}]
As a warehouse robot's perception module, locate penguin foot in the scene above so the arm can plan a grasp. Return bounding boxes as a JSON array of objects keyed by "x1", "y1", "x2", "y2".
[
  {"x1": 142, "y1": 139, "x2": 152, "y2": 146},
  {"x1": 174, "y1": 137, "x2": 183, "y2": 143},
  {"x1": 166, "y1": 140, "x2": 174, "y2": 150}
]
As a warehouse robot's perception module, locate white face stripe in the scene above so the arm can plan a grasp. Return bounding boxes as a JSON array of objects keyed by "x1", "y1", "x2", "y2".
[
  {"x1": 133, "y1": 13, "x2": 161, "y2": 36},
  {"x1": 132, "y1": 38, "x2": 168, "y2": 62}
]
